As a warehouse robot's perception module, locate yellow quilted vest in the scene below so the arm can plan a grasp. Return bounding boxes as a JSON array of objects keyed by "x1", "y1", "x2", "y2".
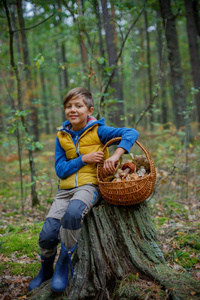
[{"x1": 57, "y1": 124, "x2": 109, "y2": 189}]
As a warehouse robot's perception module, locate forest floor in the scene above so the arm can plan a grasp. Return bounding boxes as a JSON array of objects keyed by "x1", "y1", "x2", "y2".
[{"x1": 0, "y1": 126, "x2": 200, "y2": 299}]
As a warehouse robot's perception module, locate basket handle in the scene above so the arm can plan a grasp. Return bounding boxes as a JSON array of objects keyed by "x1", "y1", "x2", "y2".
[{"x1": 101, "y1": 137, "x2": 156, "y2": 174}]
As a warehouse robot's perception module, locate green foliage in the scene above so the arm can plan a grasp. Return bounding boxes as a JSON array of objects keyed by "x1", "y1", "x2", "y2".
[
  {"x1": 0, "y1": 222, "x2": 43, "y2": 276},
  {"x1": 1, "y1": 262, "x2": 40, "y2": 277},
  {"x1": 154, "y1": 216, "x2": 170, "y2": 226},
  {"x1": 34, "y1": 53, "x2": 45, "y2": 69}
]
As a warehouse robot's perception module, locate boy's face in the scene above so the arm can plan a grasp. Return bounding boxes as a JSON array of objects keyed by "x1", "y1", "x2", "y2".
[{"x1": 64, "y1": 97, "x2": 94, "y2": 131}]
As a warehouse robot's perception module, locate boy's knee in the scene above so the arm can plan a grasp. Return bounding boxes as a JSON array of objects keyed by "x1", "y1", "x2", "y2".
[
  {"x1": 39, "y1": 218, "x2": 60, "y2": 249},
  {"x1": 62, "y1": 199, "x2": 87, "y2": 230}
]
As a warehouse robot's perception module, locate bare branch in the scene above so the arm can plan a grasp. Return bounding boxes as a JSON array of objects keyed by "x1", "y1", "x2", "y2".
[
  {"x1": 12, "y1": 12, "x2": 56, "y2": 33},
  {"x1": 155, "y1": 158, "x2": 200, "y2": 190}
]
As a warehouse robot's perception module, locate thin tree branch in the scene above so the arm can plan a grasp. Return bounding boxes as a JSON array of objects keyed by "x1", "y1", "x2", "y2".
[
  {"x1": 0, "y1": 70, "x2": 16, "y2": 108},
  {"x1": 12, "y1": 12, "x2": 56, "y2": 33},
  {"x1": 98, "y1": 1, "x2": 146, "y2": 117}
]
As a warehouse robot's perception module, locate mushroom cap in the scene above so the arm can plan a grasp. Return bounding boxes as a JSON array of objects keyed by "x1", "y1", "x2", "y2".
[{"x1": 121, "y1": 162, "x2": 136, "y2": 173}]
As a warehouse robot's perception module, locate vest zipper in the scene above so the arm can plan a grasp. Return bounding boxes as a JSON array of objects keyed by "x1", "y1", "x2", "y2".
[
  {"x1": 74, "y1": 124, "x2": 97, "y2": 187},
  {"x1": 61, "y1": 131, "x2": 79, "y2": 187},
  {"x1": 75, "y1": 140, "x2": 80, "y2": 187}
]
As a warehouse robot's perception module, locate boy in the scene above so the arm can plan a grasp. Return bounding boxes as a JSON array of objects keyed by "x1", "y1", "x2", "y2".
[{"x1": 28, "y1": 87, "x2": 139, "y2": 293}]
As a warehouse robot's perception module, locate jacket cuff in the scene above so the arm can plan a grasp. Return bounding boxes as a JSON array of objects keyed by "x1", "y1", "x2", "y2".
[
  {"x1": 118, "y1": 139, "x2": 134, "y2": 153},
  {"x1": 80, "y1": 154, "x2": 87, "y2": 165}
]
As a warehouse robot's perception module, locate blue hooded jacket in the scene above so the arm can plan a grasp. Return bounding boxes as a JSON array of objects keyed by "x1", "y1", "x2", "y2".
[{"x1": 55, "y1": 117, "x2": 139, "y2": 180}]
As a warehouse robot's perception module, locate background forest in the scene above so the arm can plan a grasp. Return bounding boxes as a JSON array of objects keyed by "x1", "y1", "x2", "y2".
[{"x1": 0, "y1": 0, "x2": 200, "y2": 299}]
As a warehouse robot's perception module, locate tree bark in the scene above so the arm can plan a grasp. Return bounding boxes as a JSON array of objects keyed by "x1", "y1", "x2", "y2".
[
  {"x1": 61, "y1": 42, "x2": 69, "y2": 93},
  {"x1": 77, "y1": 0, "x2": 88, "y2": 76},
  {"x1": 55, "y1": 39, "x2": 66, "y2": 122},
  {"x1": 29, "y1": 200, "x2": 200, "y2": 300},
  {"x1": 101, "y1": 0, "x2": 124, "y2": 127},
  {"x1": 185, "y1": 0, "x2": 200, "y2": 129},
  {"x1": 144, "y1": 9, "x2": 154, "y2": 131},
  {"x1": 139, "y1": 27, "x2": 148, "y2": 130},
  {"x1": 39, "y1": 66, "x2": 50, "y2": 135},
  {"x1": 92, "y1": 0, "x2": 106, "y2": 90},
  {"x1": 55, "y1": 1, "x2": 69, "y2": 122},
  {"x1": 156, "y1": 10, "x2": 168, "y2": 128},
  {"x1": 10, "y1": 4, "x2": 22, "y2": 71},
  {"x1": 93, "y1": 0, "x2": 105, "y2": 60},
  {"x1": 192, "y1": 0, "x2": 200, "y2": 37},
  {"x1": 159, "y1": 0, "x2": 188, "y2": 131}
]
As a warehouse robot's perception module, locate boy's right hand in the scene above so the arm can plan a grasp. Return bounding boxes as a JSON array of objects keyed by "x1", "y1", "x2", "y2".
[{"x1": 82, "y1": 152, "x2": 104, "y2": 164}]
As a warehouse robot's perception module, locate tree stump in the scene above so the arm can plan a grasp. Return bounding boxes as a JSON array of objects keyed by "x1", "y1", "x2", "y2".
[{"x1": 29, "y1": 200, "x2": 200, "y2": 300}]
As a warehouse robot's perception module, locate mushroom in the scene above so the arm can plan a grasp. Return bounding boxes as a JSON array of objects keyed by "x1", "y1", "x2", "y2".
[
  {"x1": 121, "y1": 162, "x2": 136, "y2": 177},
  {"x1": 132, "y1": 155, "x2": 150, "y2": 173}
]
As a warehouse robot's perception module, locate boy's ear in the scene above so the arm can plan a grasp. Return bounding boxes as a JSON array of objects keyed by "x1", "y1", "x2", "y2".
[{"x1": 88, "y1": 107, "x2": 94, "y2": 116}]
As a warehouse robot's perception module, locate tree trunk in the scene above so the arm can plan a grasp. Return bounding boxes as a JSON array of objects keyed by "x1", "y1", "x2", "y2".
[
  {"x1": 139, "y1": 27, "x2": 148, "y2": 130},
  {"x1": 10, "y1": 4, "x2": 22, "y2": 71},
  {"x1": 93, "y1": 0, "x2": 106, "y2": 90},
  {"x1": 101, "y1": 0, "x2": 124, "y2": 127},
  {"x1": 192, "y1": 0, "x2": 200, "y2": 37},
  {"x1": 144, "y1": 9, "x2": 154, "y2": 131},
  {"x1": 156, "y1": 10, "x2": 168, "y2": 128},
  {"x1": 159, "y1": 0, "x2": 188, "y2": 131},
  {"x1": 16, "y1": 0, "x2": 39, "y2": 142},
  {"x1": 16, "y1": 0, "x2": 39, "y2": 207},
  {"x1": 77, "y1": 0, "x2": 88, "y2": 76},
  {"x1": 61, "y1": 42, "x2": 69, "y2": 93},
  {"x1": 185, "y1": 0, "x2": 200, "y2": 129},
  {"x1": 93, "y1": 0, "x2": 105, "y2": 60},
  {"x1": 39, "y1": 66, "x2": 50, "y2": 135},
  {"x1": 29, "y1": 200, "x2": 200, "y2": 300},
  {"x1": 55, "y1": 39, "x2": 66, "y2": 122}
]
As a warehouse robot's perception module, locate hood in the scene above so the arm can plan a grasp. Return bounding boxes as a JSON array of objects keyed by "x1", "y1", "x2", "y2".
[{"x1": 58, "y1": 117, "x2": 106, "y2": 132}]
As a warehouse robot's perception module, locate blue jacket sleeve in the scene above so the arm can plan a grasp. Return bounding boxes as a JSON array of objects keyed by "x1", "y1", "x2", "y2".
[
  {"x1": 55, "y1": 137, "x2": 86, "y2": 179},
  {"x1": 97, "y1": 126, "x2": 139, "y2": 153}
]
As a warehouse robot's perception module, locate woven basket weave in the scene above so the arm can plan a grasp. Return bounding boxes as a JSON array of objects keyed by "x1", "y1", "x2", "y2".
[{"x1": 97, "y1": 137, "x2": 156, "y2": 206}]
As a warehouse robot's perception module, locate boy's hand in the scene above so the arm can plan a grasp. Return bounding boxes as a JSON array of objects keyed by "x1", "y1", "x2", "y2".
[
  {"x1": 82, "y1": 152, "x2": 104, "y2": 164},
  {"x1": 103, "y1": 154, "x2": 119, "y2": 174},
  {"x1": 103, "y1": 147, "x2": 126, "y2": 174}
]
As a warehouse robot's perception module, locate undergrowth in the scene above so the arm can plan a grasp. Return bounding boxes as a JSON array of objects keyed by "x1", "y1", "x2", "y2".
[{"x1": 0, "y1": 126, "x2": 200, "y2": 299}]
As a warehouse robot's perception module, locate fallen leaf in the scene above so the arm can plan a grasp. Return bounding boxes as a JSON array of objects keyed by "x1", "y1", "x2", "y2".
[
  {"x1": 173, "y1": 264, "x2": 183, "y2": 271},
  {"x1": 195, "y1": 263, "x2": 200, "y2": 269},
  {"x1": 190, "y1": 291, "x2": 196, "y2": 296}
]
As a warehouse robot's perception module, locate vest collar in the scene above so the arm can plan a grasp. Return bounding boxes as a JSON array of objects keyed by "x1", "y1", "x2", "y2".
[{"x1": 58, "y1": 117, "x2": 106, "y2": 133}]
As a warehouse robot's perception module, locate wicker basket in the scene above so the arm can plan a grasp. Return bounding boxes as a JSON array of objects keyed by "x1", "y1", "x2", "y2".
[{"x1": 97, "y1": 137, "x2": 156, "y2": 206}]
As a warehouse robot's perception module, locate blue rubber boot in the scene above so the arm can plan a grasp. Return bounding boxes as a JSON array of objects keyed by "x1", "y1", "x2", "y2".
[
  {"x1": 28, "y1": 253, "x2": 56, "y2": 291},
  {"x1": 50, "y1": 242, "x2": 77, "y2": 293}
]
